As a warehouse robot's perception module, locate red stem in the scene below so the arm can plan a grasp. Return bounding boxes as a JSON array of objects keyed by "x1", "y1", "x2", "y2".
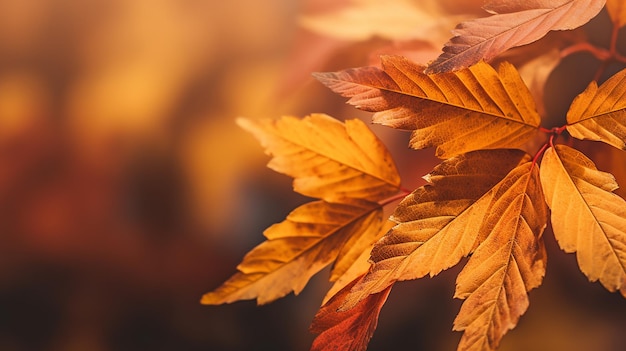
[
  {"x1": 378, "y1": 189, "x2": 411, "y2": 207},
  {"x1": 561, "y1": 42, "x2": 611, "y2": 61},
  {"x1": 532, "y1": 125, "x2": 566, "y2": 169},
  {"x1": 610, "y1": 21, "x2": 620, "y2": 56},
  {"x1": 531, "y1": 142, "x2": 550, "y2": 170},
  {"x1": 560, "y1": 23, "x2": 626, "y2": 79}
]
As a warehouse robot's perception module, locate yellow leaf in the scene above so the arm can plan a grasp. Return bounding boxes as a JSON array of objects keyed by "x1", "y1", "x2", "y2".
[
  {"x1": 498, "y1": 46, "x2": 562, "y2": 120},
  {"x1": 341, "y1": 149, "x2": 532, "y2": 309},
  {"x1": 540, "y1": 144, "x2": 626, "y2": 296},
  {"x1": 203, "y1": 114, "x2": 402, "y2": 305},
  {"x1": 236, "y1": 114, "x2": 401, "y2": 202},
  {"x1": 566, "y1": 67, "x2": 626, "y2": 149},
  {"x1": 607, "y1": 0, "x2": 626, "y2": 28},
  {"x1": 454, "y1": 161, "x2": 548, "y2": 351},
  {"x1": 315, "y1": 56, "x2": 541, "y2": 158},
  {"x1": 201, "y1": 200, "x2": 383, "y2": 305}
]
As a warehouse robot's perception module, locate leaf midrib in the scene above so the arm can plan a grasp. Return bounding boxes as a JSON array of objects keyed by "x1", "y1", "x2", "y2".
[{"x1": 343, "y1": 75, "x2": 538, "y2": 126}]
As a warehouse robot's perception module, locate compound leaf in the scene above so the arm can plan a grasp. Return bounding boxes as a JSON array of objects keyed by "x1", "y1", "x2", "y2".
[
  {"x1": 202, "y1": 115, "x2": 401, "y2": 305},
  {"x1": 341, "y1": 149, "x2": 531, "y2": 310}
]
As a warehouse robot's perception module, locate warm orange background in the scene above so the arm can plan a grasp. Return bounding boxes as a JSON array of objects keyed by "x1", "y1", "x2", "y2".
[{"x1": 1, "y1": 1, "x2": 626, "y2": 350}]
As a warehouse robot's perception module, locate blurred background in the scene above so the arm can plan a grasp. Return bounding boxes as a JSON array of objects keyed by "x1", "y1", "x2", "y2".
[{"x1": 0, "y1": 0, "x2": 626, "y2": 350}]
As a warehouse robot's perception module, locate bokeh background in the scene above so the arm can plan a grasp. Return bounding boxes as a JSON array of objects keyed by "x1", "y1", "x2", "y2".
[{"x1": 1, "y1": 0, "x2": 626, "y2": 350}]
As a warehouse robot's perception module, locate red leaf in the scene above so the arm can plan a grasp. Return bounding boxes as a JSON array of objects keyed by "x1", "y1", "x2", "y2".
[{"x1": 310, "y1": 277, "x2": 392, "y2": 351}]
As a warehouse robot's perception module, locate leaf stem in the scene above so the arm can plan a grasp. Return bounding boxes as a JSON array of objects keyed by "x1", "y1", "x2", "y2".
[
  {"x1": 561, "y1": 22, "x2": 626, "y2": 81},
  {"x1": 532, "y1": 125, "x2": 566, "y2": 168},
  {"x1": 593, "y1": 60, "x2": 610, "y2": 82},
  {"x1": 610, "y1": 21, "x2": 620, "y2": 57},
  {"x1": 378, "y1": 189, "x2": 411, "y2": 207},
  {"x1": 539, "y1": 125, "x2": 566, "y2": 135},
  {"x1": 561, "y1": 42, "x2": 612, "y2": 61},
  {"x1": 531, "y1": 142, "x2": 550, "y2": 169}
]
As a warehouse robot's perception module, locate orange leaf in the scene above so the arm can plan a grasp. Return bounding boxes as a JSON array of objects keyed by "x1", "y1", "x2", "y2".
[
  {"x1": 201, "y1": 200, "x2": 383, "y2": 305},
  {"x1": 310, "y1": 276, "x2": 392, "y2": 351},
  {"x1": 426, "y1": 0, "x2": 606, "y2": 73},
  {"x1": 322, "y1": 220, "x2": 394, "y2": 305},
  {"x1": 203, "y1": 114, "x2": 401, "y2": 305},
  {"x1": 341, "y1": 149, "x2": 531, "y2": 310},
  {"x1": 494, "y1": 30, "x2": 579, "y2": 120},
  {"x1": 315, "y1": 56, "x2": 541, "y2": 158},
  {"x1": 566, "y1": 67, "x2": 626, "y2": 150},
  {"x1": 540, "y1": 144, "x2": 626, "y2": 296},
  {"x1": 454, "y1": 160, "x2": 548, "y2": 351},
  {"x1": 607, "y1": 0, "x2": 626, "y2": 28},
  {"x1": 237, "y1": 114, "x2": 401, "y2": 202}
]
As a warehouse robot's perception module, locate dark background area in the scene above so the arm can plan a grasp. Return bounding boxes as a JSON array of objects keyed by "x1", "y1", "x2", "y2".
[{"x1": 0, "y1": 1, "x2": 625, "y2": 350}]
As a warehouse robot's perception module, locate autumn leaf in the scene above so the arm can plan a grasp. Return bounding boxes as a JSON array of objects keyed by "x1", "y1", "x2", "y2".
[
  {"x1": 566, "y1": 67, "x2": 626, "y2": 150},
  {"x1": 425, "y1": 0, "x2": 606, "y2": 74},
  {"x1": 204, "y1": 3, "x2": 626, "y2": 350},
  {"x1": 607, "y1": 0, "x2": 626, "y2": 28},
  {"x1": 454, "y1": 160, "x2": 548, "y2": 351},
  {"x1": 539, "y1": 144, "x2": 626, "y2": 296},
  {"x1": 577, "y1": 140, "x2": 626, "y2": 199},
  {"x1": 201, "y1": 200, "x2": 384, "y2": 305},
  {"x1": 310, "y1": 276, "x2": 392, "y2": 351},
  {"x1": 201, "y1": 114, "x2": 401, "y2": 305},
  {"x1": 493, "y1": 30, "x2": 586, "y2": 120},
  {"x1": 341, "y1": 149, "x2": 531, "y2": 310},
  {"x1": 508, "y1": 49, "x2": 561, "y2": 120},
  {"x1": 237, "y1": 114, "x2": 401, "y2": 202},
  {"x1": 322, "y1": 220, "x2": 394, "y2": 305},
  {"x1": 315, "y1": 56, "x2": 541, "y2": 158}
]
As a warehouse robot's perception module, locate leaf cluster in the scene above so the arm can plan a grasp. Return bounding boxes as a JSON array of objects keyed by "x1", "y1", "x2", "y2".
[{"x1": 204, "y1": 1, "x2": 626, "y2": 350}]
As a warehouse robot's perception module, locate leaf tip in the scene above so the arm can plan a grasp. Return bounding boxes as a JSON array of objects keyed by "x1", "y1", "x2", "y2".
[
  {"x1": 235, "y1": 116, "x2": 254, "y2": 131},
  {"x1": 422, "y1": 173, "x2": 432, "y2": 183},
  {"x1": 311, "y1": 71, "x2": 334, "y2": 85},
  {"x1": 199, "y1": 292, "x2": 220, "y2": 306}
]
